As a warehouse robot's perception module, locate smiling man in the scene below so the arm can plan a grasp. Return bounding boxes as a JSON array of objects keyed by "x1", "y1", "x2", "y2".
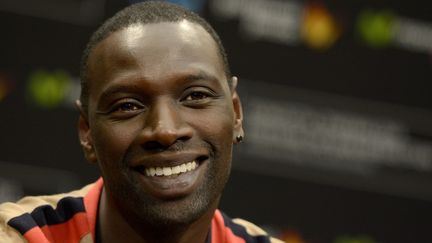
[{"x1": 0, "y1": 1, "x2": 282, "y2": 243}]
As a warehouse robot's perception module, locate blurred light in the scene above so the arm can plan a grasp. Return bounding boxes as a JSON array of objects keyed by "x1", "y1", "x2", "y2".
[
  {"x1": 357, "y1": 9, "x2": 432, "y2": 53},
  {"x1": 280, "y1": 229, "x2": 306, "y2": 243},
  {"x1": 301, "y1": 2, "x2": 340, "y2": 50},
  {"x1": 0, "y1": 73, "x2": 13, "y2": 102},
  {"x1": 26, "y1": 69, "x2": 79, "y2": 109},
  {"x1": 357, "y1": 9, "x2": 396, "y2": 48}
]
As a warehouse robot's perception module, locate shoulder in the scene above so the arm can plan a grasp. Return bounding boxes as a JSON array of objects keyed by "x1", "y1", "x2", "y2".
[
  {"x1": 230, "y1": 218, "x2": 284, "y2": 243},
  {"x1": 0, "y1": 210, "x2": 26, "y2": 242},
  {"x1": 212, "y1": 210, "x2": 284, "y2": 243},
  {"x1": 0, "y1": 181, "x2": 94, "y2": 223},
  {"x1": 0, "y1": 181, "x2": 97, "y2": 242}
]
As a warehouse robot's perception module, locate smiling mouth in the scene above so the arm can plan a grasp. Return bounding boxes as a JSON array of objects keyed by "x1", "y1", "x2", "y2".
[
  {"x1": 132, "y1": 155, "x2": 208, "y2": 199},
  {"x1": 134, "y1": 155, "x2": 208, "y2": 178},
  {"x1": 144, "y1": 161, "x2": 198, "y2": 177}
]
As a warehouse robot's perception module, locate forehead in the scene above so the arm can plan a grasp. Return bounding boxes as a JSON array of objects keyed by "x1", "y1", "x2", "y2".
[{"x1": 86, "y1": 20, "x2": 225, "y2": 91}]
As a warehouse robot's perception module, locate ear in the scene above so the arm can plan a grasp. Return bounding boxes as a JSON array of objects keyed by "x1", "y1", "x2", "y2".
[
  {"x1": 76, "y1": 100, "x2": 97, "y2": 163},
  {"x1": 230, "y1": 76, "x2": 244, "y2": 144}
]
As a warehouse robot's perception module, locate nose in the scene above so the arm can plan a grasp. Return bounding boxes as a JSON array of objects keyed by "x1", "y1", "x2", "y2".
[{"x1": 139, "y1": 99, "x2": 193, "y2": 150}]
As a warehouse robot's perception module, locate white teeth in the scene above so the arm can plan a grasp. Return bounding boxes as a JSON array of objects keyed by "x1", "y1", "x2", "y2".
[
  {"x1": 172, "y1": 165, "x2": 181, "y2": 174},
  {"x1": 156, "y1": 167, "x2": 163, "y2": 176},
  {"x1": 144, "y1": 161, "x2": 198, "y2": 177},
  {"x1": 163, "y1": 167, "x2": 172, "y2": 176},
  {"x1": 150, "y1": 167, "x2": 156, "y2": 176},
  {"x1": 180, "y1": 164, "x2": 187, "y2": 173}
]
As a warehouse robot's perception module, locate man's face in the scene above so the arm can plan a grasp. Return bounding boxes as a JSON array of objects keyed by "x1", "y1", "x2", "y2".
[{"x1": 80, "y1": 20, "x2": 243, "y2": 226}]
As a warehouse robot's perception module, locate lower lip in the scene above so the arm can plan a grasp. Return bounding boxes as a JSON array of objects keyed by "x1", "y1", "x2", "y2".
[{"x1": 135, "y1": 161, "x2": 207, "y2": 199}]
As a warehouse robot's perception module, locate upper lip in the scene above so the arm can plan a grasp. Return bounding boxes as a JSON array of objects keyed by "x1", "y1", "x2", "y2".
[{"x1": 130, "y1": 151, "x2": 208, "y2": 169}]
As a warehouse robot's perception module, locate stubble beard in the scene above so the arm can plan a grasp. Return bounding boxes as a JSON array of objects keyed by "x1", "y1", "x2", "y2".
[{"x1": 109, "y1": 153, "x2": 232, "y2": 231}]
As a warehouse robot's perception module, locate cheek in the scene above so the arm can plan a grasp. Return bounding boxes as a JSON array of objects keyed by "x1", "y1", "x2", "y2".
[
  {"x1": 187, "y1": 105, "x2": 235, "y2": 148},
  {"x1": 91, "y1": 120, "x2": 141, "y2": 168}
]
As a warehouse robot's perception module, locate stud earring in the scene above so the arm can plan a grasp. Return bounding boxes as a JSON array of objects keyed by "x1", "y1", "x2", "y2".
[{"x1": 81, "y1": 142, "x2": 92, "y2": 151}]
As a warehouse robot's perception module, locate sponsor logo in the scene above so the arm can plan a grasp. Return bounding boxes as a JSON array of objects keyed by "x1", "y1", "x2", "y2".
[
  {"x1": 211, "y1": 0, "x2": 304, "y2": 45},
  {"x1": 210, "y1": 0, "x2": 341, "y2": 50},
  {"x1": 212, "y1": 0, "x2": 432, "y2": 54}
]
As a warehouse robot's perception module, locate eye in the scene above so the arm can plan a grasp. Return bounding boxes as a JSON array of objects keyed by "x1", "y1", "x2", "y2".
[
  {"x1": 184, "y1": 91, "x2": 209, "y2": 101},
  {"x1": 108, "y1": 100, "x2": 145, "y2": 116},
  {"x1": 181, "y1": 88, "x2": 219, "y2": 107},
  {"x1": 116, "y1": 102, "x2": 141, "y2": 112}
]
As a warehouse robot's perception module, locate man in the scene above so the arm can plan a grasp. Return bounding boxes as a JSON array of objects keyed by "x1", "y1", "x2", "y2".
[{"x1": 0, "y1": 1, "x2": 282, "y2": 242}]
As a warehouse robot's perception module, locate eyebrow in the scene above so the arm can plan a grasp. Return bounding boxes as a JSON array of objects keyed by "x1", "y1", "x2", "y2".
[
  {"x1": 98, "y1": 84, "x2": 141, "y2": 105},
  {"x1": 181, "y1": 71, "x2": 221, "y2": 85},
  {"x1": 97, "y1": 71, "x2": 222, "y2": 103}
]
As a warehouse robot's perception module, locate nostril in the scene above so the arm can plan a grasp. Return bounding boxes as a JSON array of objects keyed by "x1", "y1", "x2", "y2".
[
  {"x1": 178, "y1": 135, "x2": 191, "y2": 141},
  {"x1": 143, "y1": 141, "x2": 167, "y2": 152}
]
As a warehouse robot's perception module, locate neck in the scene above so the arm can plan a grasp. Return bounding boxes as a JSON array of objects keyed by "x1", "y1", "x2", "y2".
[{"x1": 97, "y1": 188, "x2": 216, "y2": 243}]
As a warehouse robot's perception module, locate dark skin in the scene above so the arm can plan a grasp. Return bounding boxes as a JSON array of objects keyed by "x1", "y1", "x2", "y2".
[{"x1": 77, "y1": 20, "x2": 243, "y2": 243}]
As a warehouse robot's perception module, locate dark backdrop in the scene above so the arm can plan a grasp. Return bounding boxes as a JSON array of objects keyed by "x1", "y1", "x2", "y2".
[{"x1": 1, "y1": 0, "x2": 431, "y2": 242}]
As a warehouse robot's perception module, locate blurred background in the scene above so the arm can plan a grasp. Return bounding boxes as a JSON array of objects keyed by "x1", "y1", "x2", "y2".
[{"x1": 1, "y1": 0, "x2": 431, "y2": 242}]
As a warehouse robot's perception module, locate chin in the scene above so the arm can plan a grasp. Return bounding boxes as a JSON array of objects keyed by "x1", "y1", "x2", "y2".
[
  {"x1": 109, "y1": 180, "x2": 214, "y2": 230},
  {"x1": 132, "y1": 185, "x2": 220, "y2": 229}
]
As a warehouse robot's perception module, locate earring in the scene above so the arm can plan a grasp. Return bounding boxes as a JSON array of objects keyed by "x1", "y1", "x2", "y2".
[
  {"x1": 236, "y1": 135, "x2": 243, "y2": 143},
  {"x1": 81, "y1": 142, "x2": 92, "y2": 151}
]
